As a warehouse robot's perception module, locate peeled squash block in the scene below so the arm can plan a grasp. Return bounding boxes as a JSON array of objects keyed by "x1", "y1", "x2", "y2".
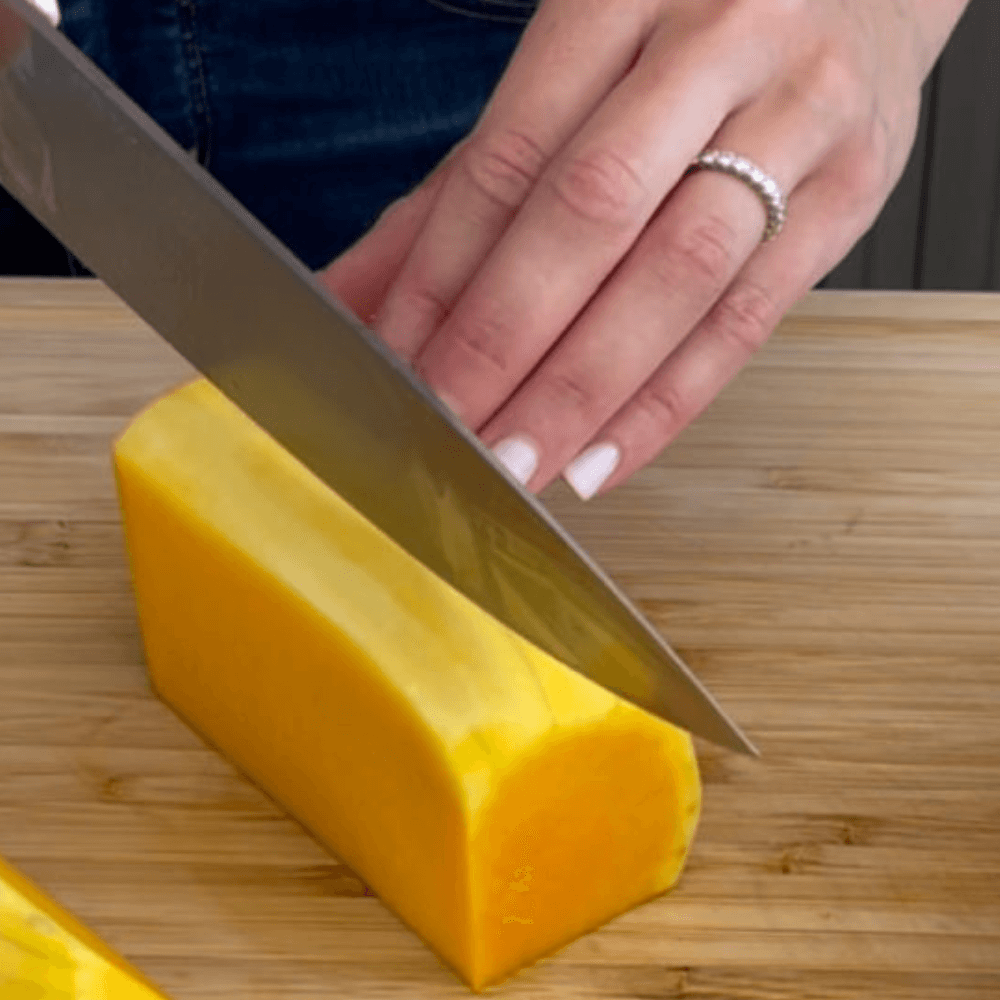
[
  {"x1": 113, "y1": 379, "x2": 702, "y2": 990},
  {"x1": 0, "y1": 857, "x2": 170, "y2": 999}
]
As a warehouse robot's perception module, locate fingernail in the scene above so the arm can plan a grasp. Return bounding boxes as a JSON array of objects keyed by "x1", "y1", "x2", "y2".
[
  {"x1": 563, "y1": 443, "x2": 620, "y2": 500},
  {"x1": 493, "y1": 435, "x2": 539, "y2": 486}
]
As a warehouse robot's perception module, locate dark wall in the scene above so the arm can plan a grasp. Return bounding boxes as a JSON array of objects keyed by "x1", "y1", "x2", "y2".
[{"x1": 821, "y1": 0, "x2": 1000, "y2": 291}]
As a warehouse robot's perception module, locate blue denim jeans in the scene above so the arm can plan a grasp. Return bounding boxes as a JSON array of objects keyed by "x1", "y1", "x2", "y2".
[{"x1": 0, "y1": 0, "x2": 534, "y2": 274}]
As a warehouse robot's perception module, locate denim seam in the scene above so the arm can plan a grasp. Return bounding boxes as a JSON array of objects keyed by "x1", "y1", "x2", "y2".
[
  {"x1": 175, "y1": 0, "x2": 213, "y2": 167},
  {"x1": 424, "y1": 0, "x2": 537, "y2": 25}
]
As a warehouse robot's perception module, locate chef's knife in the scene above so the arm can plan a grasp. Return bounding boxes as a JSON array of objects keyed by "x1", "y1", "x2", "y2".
[{"x1": 0, "y1": 0, "x2": 756, "y2": 755}]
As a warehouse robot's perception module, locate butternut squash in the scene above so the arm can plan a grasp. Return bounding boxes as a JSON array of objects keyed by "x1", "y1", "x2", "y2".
[
  {"x1": 113, "y1": 378, "x2": 701, "y2": 990},
  {"x1": 0, "y1": 857, "x2": 169, "y2": 998}
]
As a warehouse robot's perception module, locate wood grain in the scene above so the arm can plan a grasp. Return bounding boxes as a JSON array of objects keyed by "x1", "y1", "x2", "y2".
[{"x1": 1, "y1": 278, "x2": 998, "y2": 999}]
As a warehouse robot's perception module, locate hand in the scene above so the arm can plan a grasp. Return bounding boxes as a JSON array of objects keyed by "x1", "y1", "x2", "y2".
[{"x1": 322, "y1": 0, "x2": 968, "y2": 499}]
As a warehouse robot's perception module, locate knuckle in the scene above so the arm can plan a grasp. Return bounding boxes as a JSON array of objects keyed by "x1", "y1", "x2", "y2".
[
  {"x1": 543, "y1": 369, "x2": 600, "y2": 421},
  {"x1": 549, "y1": 148, "x2": 647, "y2": 230},
  {"x1": 799, "y1": 47, "x2": 868, "y2": 129},
  {"x1": 711, "y1": 281, "x2": 777, "y2": 356},
  {"x1": 842, "y1": 151, "x2": 885, "y2": 209},
  {"x1": 826, "y1": 133, "x2": 894, "y2": 219},
  {"x1": 634, "y1": 381, "x2": 690, "y2": 438},
  {"x1": 441, "y1": 313, "x2": 517, "y2": 378},
  {"x1": 654, "y1": 214, "x2": 740, "y2": 294},
  {"x1": 462, "y1": 129, "x2": 548, "y2": 210},
  {"x1": 404, "y1": 283, "x2": 451, "y2": 328},
  {"x1": 712, "y1": 0, "x2": 804, "y2": 67}
]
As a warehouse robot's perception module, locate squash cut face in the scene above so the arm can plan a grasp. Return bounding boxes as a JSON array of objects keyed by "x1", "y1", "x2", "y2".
[{"x1": 113, "y1": 379, "x2": 701, "y2": 989}]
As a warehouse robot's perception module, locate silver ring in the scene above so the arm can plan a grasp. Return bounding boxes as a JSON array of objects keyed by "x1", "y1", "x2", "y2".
[{"x1": 689, "y1": 150, "x2": 787, "y2": 242}]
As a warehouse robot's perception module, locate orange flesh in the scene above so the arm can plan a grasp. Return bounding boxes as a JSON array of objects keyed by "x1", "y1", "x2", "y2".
[{"x1": 113, "y1": 379, "x2": 701, "y2": 989}]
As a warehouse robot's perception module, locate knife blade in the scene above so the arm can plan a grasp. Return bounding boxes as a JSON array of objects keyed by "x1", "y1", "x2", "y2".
[{"x1": 0, "y1": 0, "x2": 756, "y2": 755}]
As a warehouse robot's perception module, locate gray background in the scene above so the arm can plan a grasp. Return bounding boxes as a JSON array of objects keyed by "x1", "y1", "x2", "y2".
[{"x1": 821, "y1": 0, "x2": 999, "y2": 291}]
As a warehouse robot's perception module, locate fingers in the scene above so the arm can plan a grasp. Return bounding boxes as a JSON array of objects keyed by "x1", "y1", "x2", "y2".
[
  {"x1": 474, "y1": 65, "x2": 848, "y2": 490},
  {"x1": 408, "y1": 13, "x2": 780, "y2": 429},
  {"x1": 317, "y1": 149, "x2": 457, "y2": 323},
  {"x1": 476, "y1": 175, "x2": 762, "y2": 488},
  {"x1": 372, "y1": 0, "x2": 648, "y2": 361},
  {"x1": 321, "y1": 0, "x2": 901, "y2": 505},
  {"x1": 560, "y1": 168, "x2": 867, "y2": 499}
]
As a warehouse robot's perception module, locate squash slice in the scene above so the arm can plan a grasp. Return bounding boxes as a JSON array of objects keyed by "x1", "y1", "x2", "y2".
[
  {"x1": 113, "y1": 378, "x2": 701, "y2": 989},
  {"x1": 0, "y1": 857, "x2": 169, "y2": 998}
]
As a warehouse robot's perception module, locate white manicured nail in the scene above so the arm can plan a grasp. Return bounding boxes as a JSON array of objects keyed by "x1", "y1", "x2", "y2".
[
  {"x1": 563, "y1": 443, "x2": 620, "y2": 500},
  {"x1": 493, "y1": 436, "x2": 539, "y2": 486}
]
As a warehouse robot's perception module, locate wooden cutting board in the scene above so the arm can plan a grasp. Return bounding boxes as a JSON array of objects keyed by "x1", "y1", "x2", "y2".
[{"x1": 1, "y1": 278, "x2": 998, "y2": 999}]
